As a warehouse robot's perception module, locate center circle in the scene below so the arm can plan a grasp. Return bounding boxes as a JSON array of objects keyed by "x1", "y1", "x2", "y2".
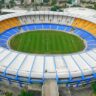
[{"x1": 8, "y1": 30, "x2": 85, "y2": 54}]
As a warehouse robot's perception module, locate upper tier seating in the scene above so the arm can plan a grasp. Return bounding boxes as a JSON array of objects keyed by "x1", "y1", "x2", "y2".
[
  {"x1": 0, "y1": 15, "x2": 95, "y2": 51},
  {"x1": 18, "y1": 15, "x2": 75, "y2": 26},
  {"x1": 18, "y1": 16, "x2": 96, "y2": 36},
  {"x1": 72, "y1": 18, "x2": 96, "y2": 35},
  {"x1": 0, "y1": 17, "x2": 21, "y2": 33},
  {"x1": 0, "y1": 15, "x2": 95, "y2": 36}
]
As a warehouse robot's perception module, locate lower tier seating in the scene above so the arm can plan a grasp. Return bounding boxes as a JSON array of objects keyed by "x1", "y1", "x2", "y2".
[{"x1": 0, "y1": 24, "x2": 95, "y2": 51}]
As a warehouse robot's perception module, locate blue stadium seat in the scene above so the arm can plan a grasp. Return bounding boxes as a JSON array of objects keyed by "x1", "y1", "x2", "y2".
[
  {"x1": 87, "y1": 41, "x2": 96, "y2": 44},
  {"x1": 58, "y1": 25, "x2": 65, "y2": 31},
  {"x1": 87, "y1": 45, "x2": 96, "y2": 50},
  {"x1": 64, "y1": 26, "x2": 72, "y2": 32},
  {"x1": 80, "y1": 32, "x2": 90, "y2": 39},
  {"x1": 85, "y1": 36, "x2": 95, "y2": 41},
  {"x1": 0, "y1": 35, "x2": 9, "y2": 39},
  {"x1": 74, "y1": 29, "x2": 83, "y2": 36},
  {"x1": 21, "y1": 25, "x2": 29, "y2": 31},
  {"x1": 27, "y1": 24, "x2": 35, "y2": 30},
  {"x1": 42, "y1": 24, "x2": 50, "y2": 29},
  {"x1": 35, "y1": 24, "x2": 42, "y2": 30},
  {"x1": 50, "y1": 24, "x2": 58, "y2": 30}
]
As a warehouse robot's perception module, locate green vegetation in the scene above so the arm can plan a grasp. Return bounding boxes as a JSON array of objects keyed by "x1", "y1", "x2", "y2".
[
  {"x1": 51, "y1": 0, "x2": 57, "y2": 5},
  {"x1": 94, "y1": 3, "x2": 96, "y2": 10},
  {"x1": 9, "y1": 0, "x2": 16, "y2": 8},
  {"x1": 18, "y1": 89, "x2": 32, "y2": 96},
  {"x1": 5, "y1": 92, "x2": 13, "y2": 96},
  {"x1": 92, "y1": 82, "x2": 96, "y2": 95},
  {"x1": 0, "y1": 0, "x2": 4, "y2": 13},
  {"x1": 67, "y1": 0, "x2": 72, "y2": 4},
  {"x1": 18, "y1": 89, "x2": 41, "y2": 96},
  {"x1": 21, "y1": 0, "x2": 24, "y2": 5},
  {"x1": 51, "y1": 5, "x2": 60, "y2": 11},
  {"x1": 9, "y1": 30, "x2": 85, "y2": 54},
  {"x1": 43, "y1": 0, "x2": 49, "y2": 3}
]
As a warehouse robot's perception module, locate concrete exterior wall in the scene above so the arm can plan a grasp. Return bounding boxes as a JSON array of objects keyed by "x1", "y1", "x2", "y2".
[{"x1": 34, "y1": 0, "x2": 43, "y2": 4}]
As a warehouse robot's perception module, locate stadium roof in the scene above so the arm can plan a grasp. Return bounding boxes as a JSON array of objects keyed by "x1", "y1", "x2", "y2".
[
  {"x1": 0, "y1": 8, "x2": 96, "y2": 83},
  {"x1": 0, "y1": 8, "x2": 96, "y2": 23}
]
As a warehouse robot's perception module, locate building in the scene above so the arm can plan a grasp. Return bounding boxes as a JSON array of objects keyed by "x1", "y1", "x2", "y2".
[
  {"x1": 23, "y1": 0, "x2": 43, "y2": 4},
  {"x1": 68, "y1": 0, "x2": 80, "y2": 5},
  {"x1": 24, "y1": 0, "x2": 32, "y2": 5},
  {"x1": 81, "y1": 0, "x2": 96, "y2": 3}
]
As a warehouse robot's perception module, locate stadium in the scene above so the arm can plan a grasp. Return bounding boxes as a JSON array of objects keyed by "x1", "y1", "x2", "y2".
[{"x1": 0, "y1": 8, "x2": 96, "y2": 88}]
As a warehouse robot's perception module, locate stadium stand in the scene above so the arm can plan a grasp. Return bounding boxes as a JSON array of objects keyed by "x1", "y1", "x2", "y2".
[
  {"x1": 0, "y1": 17, "x2": 21, "y2": 33},
  {"x1": 0, "y1": 23, "x2": 96, "y2": 51},
  {"x1": 0, "y1": 10, "x2": 95, "y2": 87},
  {"x1": 72, "y1": 18, "x2": 96, "y2": 35}
]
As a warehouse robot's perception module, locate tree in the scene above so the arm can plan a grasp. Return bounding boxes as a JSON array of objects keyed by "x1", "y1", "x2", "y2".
[
  {"x1": 18, "y1": 89, "x2": 34, "y2": 96},
  {"x1": 0, "y1": 0, "x2": 4, "y2": 14},
  {"x1": 44, "y1": 0, "x2": 49, "y2": 3},
  {"x1": 51, "y1": 5, "x2": 60, "y2": 11},
  {"x1": 67, "y1": 0, "x2": 72, "y2": 4},
  {"x1": 5, "y1": 92, "x2": 13, "y2": 96},
  {"x1": 91, "y1": 82, "x2": 96, "y2": 95},
  {"x1": 9, "y1": 0, "x2": 16, "y2": 8},
  {"x1": 1, "y1": 0, "x2": 4, "y2": 4},
  {"x1": 94, "y1": 3, "x2": 96, "y2": 10},
  {"x1": 21, "y1": 0, "x2": 24, "y2": 5},
  {"x1": 51, "y1": 0, "x2": 57, "y2": 5},
  {"x1": 18, "y1": 89, "x2": 27, "y2": 96}
]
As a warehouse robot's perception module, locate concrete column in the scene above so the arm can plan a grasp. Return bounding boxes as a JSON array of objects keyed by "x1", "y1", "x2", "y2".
[
  {"x1": 24, "y1": 0, "x2": 32, "y2": 5},
  {"x1": 42, "y1": 80, "x2": 59, "y2": 96}
]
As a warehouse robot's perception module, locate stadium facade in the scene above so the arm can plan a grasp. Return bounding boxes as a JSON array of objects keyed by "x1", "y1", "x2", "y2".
[{"x1": 0, "y1": 8, "x2": 95, "y2": 87}]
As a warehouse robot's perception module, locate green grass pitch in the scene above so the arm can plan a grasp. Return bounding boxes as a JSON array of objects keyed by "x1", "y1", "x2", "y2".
[{"x1": 9, "y1": 30, "x2": 85, "y2": 54}]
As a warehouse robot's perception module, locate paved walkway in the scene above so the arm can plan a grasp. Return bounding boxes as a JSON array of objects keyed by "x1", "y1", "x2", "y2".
[
  {"x1": 42, "y1": 80, "x2": 59, "y2": 96},
  {"x1": 70, "y1": 86, "x2": 92, "y2": 96}
]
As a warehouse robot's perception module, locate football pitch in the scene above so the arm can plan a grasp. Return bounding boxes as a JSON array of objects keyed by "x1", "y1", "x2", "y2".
[{"x1": 9, "y1": 30, "x2": 85, "y2": 54}]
